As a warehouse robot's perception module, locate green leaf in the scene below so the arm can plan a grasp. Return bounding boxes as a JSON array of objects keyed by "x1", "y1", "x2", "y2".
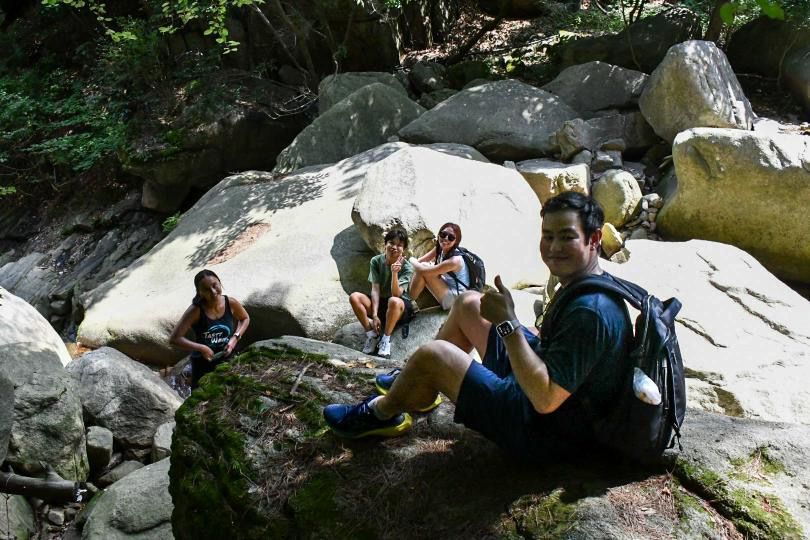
[
  {"x1": 718, "y1": 1, "x2": 739, "y2": 25},
  {"x1": 755, "y1": 0, "x2": 785, "y2": 20}
]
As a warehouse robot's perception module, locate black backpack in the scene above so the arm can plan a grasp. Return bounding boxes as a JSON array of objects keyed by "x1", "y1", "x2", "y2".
[
  {"x1": 540, "y1": 272, "x2": 686, "y2": 463},
  {"x1": 447, "y1": 247, "x2": 486, "y2": 292}
]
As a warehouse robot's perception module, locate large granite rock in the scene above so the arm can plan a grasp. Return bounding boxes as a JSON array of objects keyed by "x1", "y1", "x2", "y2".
[
  {"x1": 0, "y1": 346, "x2": 88, "y2": 480},
  {"x1": 168, "y1": 344, "x2": 810, "y2": 538},
  {"x1": 317, "y1": 72, "x2": 407, "y2": 115},
  {"x1": 656, "y1": 128, "x2": 810, "y2": 283},
  {"x1": 608, "y1": 239, "x2": 810, "y2": 424},
  {"x1": 398, "y1": 79, "x2": 578, "y2": 161},
  {"x1": 783, "y1": 44, "x2": 810, "y2": 113},
  {"x1": 554, "y1": 111, "x2": 659, "y2": 161},
  {"x1": 591, "y1": 169, "x2": 642, "y2": 228},
  {"x1": 726, "y1": 16, "x2": 810, "y2": 79},
  {"x1": 0, "y1": 286, "x2": 72, "y2": 367},
  {"x1": 639, "y1": 40, "x2": 754, "y2": 144},
  {"x1": 351, "y1": 146, "x2": 549, "y2": 287},
  {"x1": 77, "y1": 144, "x2": 408, "y2": 365},
  {"x1": 66, "y1": 347, "x2": 182, "y2": 460},
  {"x1": 0, "y1": 252, "x2": 54, "y2": 316},
  {"x1": 0, "y1": 495, "x2": 35, "y2": 540},
  {"x1": 77, "y1": 458, "x2": 173, "y2": 539},
  {"x1": 274, "y1": 83, "x2": 425, "y2": 174},
  {"x1": 553, "y1": 7, "x2": 703, "y2": 73},
  {"x1": 542, "y1": 61, "x2": 648, "y2": 116}
]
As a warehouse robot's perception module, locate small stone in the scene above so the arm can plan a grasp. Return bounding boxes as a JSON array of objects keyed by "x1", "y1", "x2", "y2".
[
  {"x1": 639, "y1": 210, "x2": 648, "y2": 221},
  {"x1": 649, "y1": 221, "x2": 657, "y2": 232},
  {"x1": 630, "y1": 228, "x2": 648, "y2": 240},
  {"x1": 64, "y1": 507, "x2": 78, "y2": 521},
  {"x1": 641, "y1": 199, "x2": 649, "y2": 211},
  {"x1": 641, "y1": 221, "x2": 651, "y2": 229},
  {"x1": 47, "y1": 509, "x2": 65, "y2": 526},
  {"x1": 571, "y1": 150, "x2": 592, "y2": 165}
]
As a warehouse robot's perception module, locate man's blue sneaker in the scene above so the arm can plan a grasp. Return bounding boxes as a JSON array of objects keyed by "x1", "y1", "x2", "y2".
[
  {"x1": 374, "y1": 368, "x2": 442, "y2": 413},
  {"x1": 323, "y1": 396, "x2": 412, "y2": 439}
]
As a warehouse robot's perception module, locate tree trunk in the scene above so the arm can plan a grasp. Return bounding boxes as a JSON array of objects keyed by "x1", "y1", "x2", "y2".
[
  {"x1": 704, "y1": 0, "x2": 726, "y2": 42},
  {"x1": 0, "y1": 469, "x2": 87, "y2": 503}
]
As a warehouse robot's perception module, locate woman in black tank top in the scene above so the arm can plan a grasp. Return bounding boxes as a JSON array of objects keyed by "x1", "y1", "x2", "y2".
[{"x1": 170, "y1": 269, "x2": 250, "y2": 389}]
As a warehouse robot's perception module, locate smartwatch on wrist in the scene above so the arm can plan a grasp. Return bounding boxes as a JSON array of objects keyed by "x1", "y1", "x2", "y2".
[{"x1": 495, "y1": 319, "x2": 521, "y2": 338}]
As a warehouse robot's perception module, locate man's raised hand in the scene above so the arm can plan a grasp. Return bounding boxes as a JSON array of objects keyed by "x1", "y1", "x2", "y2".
[{"x1": 480, "y1": 275, "x2": 517, "y2": 325}]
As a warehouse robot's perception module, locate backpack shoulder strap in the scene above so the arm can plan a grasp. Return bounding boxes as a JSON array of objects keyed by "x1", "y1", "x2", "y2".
[
  {"x1": 446, "y1": 247, "x2": 471, "y2": 291},
  {"x1": 540, "y1": 273, "x2": 644, "y2": 340}
]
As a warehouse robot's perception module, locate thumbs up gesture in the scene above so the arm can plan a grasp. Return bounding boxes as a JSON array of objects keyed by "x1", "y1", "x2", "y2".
[{"x1": 480, "y1": 275, "x2": 517, "y2": 325}]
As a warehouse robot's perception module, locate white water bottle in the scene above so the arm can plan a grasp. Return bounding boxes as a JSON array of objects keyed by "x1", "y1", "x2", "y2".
[{"x1": 633, "y1": 367, "x2": 662, "y2": 405}]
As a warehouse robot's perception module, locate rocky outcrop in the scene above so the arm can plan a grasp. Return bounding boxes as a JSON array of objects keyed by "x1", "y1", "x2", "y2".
[
  {"x1": 398, "y1": 79, "x2": 578, "y2": 161},
  {"x1": 350, "y1": 146, "x2": 549, "y2": 287},
  {"x1": 66, "y1": 347, "x2": 181, "y2": 460},
  {"x1": 657, "y1": 128, "x2": 810, "y2": 283},
  {"x1": 542, "y1": 61, "x2": 648, "y2": 116},
  {"x1": 609, "y1": 239, "x2": 810, "y2": 424},
  {"x1": 554, "y1": 111, "x2": 659, "y2": 161},
  {"x1": 152, "y1": 421, "x2": 175, "y2": 463},
  {"x1": 553, "y1": 7, "x2": 702, "y2": 73},
  {"x1": 639, "y1": 40, "x2": 754, "y2": 144},
  {"x1": 317, "y1": 72, "x2": 407, "y2": 115},
  {"x1": 168, "y1": 342, "x2": 809, "y2": 538},
  {"x1": 0, "y1": 495, "x2": 35, "y2": 540},
  {"x1": 77, "y1": 458, "x2": 173, "y2": 539},
  {"x1": 274, "y1": 83, "x2": 425, "y2": 174},
  {"x1": 0, "y1": 344, "x2": 88, "y2": 480},
  {"x1": 77, "y1": 144, "x2": 408, "y2": 365},
  {"x1": 125, "y1": 76, "x2": 309, "y2": 213},
  {"x1": 726, "y1": 16, "x2": 810, "y2": 79},
  {"x1": 514, "y1": 159, "x2": 590, "y2": 205}
]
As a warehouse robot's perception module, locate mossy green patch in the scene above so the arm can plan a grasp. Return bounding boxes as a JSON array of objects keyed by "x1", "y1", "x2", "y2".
[
  {"x1": 508, "y1": 489, "x2": 578, "y2": 538},
  {"x1": 730, "y1": 446, "x2": 785, "y2": 483},
  {"x1": 674, "y1": 458, "x2": 803, "y2": 539}
]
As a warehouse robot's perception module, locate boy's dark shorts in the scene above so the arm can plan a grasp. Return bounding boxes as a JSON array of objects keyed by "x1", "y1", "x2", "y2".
[
  {"x1": 377, "y1": 296, "x2": 415, "y2": 329},
  {"x1": 454, "y1": 325, "x2": 576, "y2": 459}
]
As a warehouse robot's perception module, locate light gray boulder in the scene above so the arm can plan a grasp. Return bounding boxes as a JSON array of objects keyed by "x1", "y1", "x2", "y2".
[
  {"x1": 515, "y1": 159, "x2": 590, "y2": 205},
  {"x1": 274, "y1": 83, "x2": 426, "y2": 174},
  {"x1": 66, "y1": 347, "x2": 181, "y2": 460},
  {"x1": 151, "y1": 422, "x2": 175, "y2": 463},
  {"x1": 86, "y1": 426, "x2": 114, "y2": 474},
  {"x1": 97, "y1": 460, "x2": 145, "y2": 488},
  {"x1": 0, "y1": 286, "x2": 72, "y2": 367},
  {"x1": 608, "y1": 239, "x2": 810, "y2": 424},
  {"x1": 421, "y1": 143, "x2": 489, "y2": 162},
  {"x1": 398, "y1": 79, "x2": 578, "y2": 161},
  {"x1": 591, "y1": 169, "x2": 642, "y2": 227},
  {"x1": 317, "y1": 72, "x2": 407, "y2": 115},
  {"x1": 77, "y1": 458, "x2": 172, "y2": 540},
  {"x1": 351, "y1": 146, "x2": 549, "y2": 287},
  {"x1": 554, "y1": 112, "x2": 659, "y2": 161},
  {"x1": 639, "y1": 40, "x2": 754, "y2": 143},
  {"x1": 542, "y1": 61, "x2": 648, "y2": 116},
  {"x1": 657, "y1": 128, "x2": 810, "y2": 283},
  {"x1": 0, "y1": 315, "x2": 88, "y2": 480},
  {"x1": 78, "y1": 144, "x2": 407, "y2": 365},
  {"x1": 0, "y1": 495, "x2": 35, "y2": 540}
]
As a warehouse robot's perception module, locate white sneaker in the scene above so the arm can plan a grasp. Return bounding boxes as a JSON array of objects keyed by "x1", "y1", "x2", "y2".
[
  {"x1": 362, "y1": 334, "x2": 379, "y2": 354},
  {"x1": 377, "y1": 337, "x2": 392, "y2": 359}
]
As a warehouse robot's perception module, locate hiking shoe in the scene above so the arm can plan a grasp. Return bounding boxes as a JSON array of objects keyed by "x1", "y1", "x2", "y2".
[
  {"x1": 362, "y1": 333, "x2": 379, "y2": 354},
  {"x1": 377, "y1": 337, "x2": 392, "y2": 359},
  {"x1": 323, "y1": 396, "x2": 412, "y2": 439},
  {"x1": 374, "y1": 368, "x2": 442, "y2": 413}
]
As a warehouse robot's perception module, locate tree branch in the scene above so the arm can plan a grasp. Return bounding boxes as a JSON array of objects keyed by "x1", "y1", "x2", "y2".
[{"x1": 0, "y1": 468, "x2": 88, "y2": 503}]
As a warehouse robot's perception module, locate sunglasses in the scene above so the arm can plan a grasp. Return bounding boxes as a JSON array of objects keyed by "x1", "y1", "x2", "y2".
[{"x1": 438, "y1": 231, "x2": 456, "y2": 242}]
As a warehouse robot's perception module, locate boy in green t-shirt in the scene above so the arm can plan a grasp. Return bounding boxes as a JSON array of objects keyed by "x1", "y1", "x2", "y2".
[{"x1": 349, "y1": 229, "x2": 415, "y2": 358}]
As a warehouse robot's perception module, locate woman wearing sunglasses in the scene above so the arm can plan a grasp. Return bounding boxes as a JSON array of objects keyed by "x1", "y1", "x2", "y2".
[{"x1": 408, "y1": 222, "x2": 470, "y2": 311}]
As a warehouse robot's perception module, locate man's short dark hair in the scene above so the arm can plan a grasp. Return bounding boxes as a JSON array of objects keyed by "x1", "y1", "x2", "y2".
[
  {"x1": 384, "y1": 228, "x2": 409, "y2": 249},
  {"x1": 541, "y1": 191, "x2": 604, "y2": 239}
]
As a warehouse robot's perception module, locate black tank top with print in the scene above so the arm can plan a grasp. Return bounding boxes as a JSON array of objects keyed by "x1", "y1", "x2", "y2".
[{"x1": 191, "y1": 295, "x2": 235, "y2": 357}]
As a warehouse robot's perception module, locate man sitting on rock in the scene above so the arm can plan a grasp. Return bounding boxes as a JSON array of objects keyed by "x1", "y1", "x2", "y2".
[
  {"x1": 324, "y1": 192, "x2": 633, "y2": 458},
  {"x1": 349, "y1": 228, "x2": 415, "y2": 359}
]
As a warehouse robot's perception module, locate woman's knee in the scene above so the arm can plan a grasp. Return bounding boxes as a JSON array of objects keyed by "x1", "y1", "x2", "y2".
[{"x1": 349, "y1": 292, "x2": 366, "y2": 306}]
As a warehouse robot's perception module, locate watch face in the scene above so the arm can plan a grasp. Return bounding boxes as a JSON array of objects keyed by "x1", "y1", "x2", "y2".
[{"x1": 496, "y1": 320, "x2": 515, "y2": 338}]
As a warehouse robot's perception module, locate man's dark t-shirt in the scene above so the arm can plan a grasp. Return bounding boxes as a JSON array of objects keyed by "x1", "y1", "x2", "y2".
[{"x1": 529, "y1": 290, "x2": 633, "y2": 446}]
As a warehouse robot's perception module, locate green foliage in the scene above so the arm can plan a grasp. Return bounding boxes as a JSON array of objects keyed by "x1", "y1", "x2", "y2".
[
  {"x1": 0, "y1": 186, "x2": 16, "y2": 197},
  {"x1": 718, "y1": 0, "x2": 785, "y2": 26},
  {"x1": 162, "y1": 212, "x2": 182, "y2": 233},
  {"x1": 156, "y1": 0, "x2": 261, "y2": 54}
]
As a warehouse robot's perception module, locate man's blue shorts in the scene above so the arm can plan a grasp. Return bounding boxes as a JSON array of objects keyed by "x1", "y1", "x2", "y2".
[{"x1": 453, "y1": 325, "x2": 578, "y2": 459}]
